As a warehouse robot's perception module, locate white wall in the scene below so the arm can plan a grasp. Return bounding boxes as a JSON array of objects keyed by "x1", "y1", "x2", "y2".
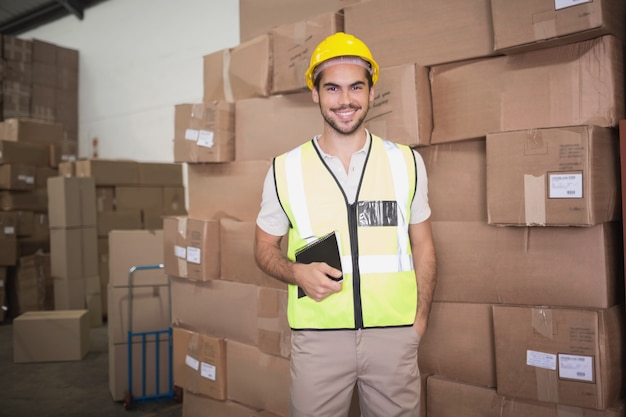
[{"x1": 22, "y1": 0, "x2": 240, "y2": 162}]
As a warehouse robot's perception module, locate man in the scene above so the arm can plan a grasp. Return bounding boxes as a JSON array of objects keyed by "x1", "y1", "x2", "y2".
[{"x1": 254, "y1": 32, "x2": 437, "y2": 417}]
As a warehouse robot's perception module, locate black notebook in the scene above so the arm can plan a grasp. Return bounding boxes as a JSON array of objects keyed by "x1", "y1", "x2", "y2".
[{"x1": 295, "y1": 231, "x2": 343, "y2": 299}]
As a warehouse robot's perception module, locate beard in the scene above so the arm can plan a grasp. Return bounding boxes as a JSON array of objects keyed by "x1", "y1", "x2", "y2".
[{"x1": 319, "y1": 103, "x2": 370, "y2": 135}]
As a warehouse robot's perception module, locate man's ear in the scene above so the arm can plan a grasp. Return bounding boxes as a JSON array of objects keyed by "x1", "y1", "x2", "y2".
[
  {"x1": 312, "y1": 87, "x2": 320, "y2": 104},
  {"x1": 369, "y1": 85, "x2": 375, "y2": 103}
]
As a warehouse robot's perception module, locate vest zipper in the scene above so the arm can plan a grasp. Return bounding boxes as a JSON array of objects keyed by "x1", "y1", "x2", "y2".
[{"x1": 347, "y1": 202, "x2": 363, "y2": 329}]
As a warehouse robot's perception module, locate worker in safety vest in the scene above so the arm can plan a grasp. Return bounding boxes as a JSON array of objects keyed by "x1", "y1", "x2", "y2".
[{"x1": 254, "y1": 32, "x2": 437, "y2": 417}]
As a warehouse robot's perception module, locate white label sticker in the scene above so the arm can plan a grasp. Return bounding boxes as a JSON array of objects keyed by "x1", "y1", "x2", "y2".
[
  {"x1": 558, "y1": 354, "x2": 593, "y2": 382},
  {"x1": 197, "y1": 130, "x2": 215, "y2": 148},
  {"x1": 200, "y1": 362, "x2": 216, "y2": 381},
  {"x1": 18, "y1": 175, "x2": 34, "y2": 184},
  {"x1": 185, "y1": 128, "x2": 199, "y2": 141},
  {"x1": 174, "y1": 245, "x2": 186, "y2": 259},
  {"x1": 554, "y1": 0, "x2": 591, "y2": 11},
  {"x1": 186, "y1": 246, "x2": 201, "y2": 264},
  {"x1": 527, "y1": 350, "x2": 557, "y2": 370},
  {"x1": 185, "y1": 355, "x2": 199, "y2": 370},
  {"x1": 3, "y1": 226, "x2": 15, "y2": 235},
  {"x1": 549, "y1": 173, "x2": 583, "y2": 198}
]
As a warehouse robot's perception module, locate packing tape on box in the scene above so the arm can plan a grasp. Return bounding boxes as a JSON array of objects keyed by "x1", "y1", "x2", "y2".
[
  {"x1": 222, "y1": 49, "x2": 234, "y2": 103},
  {"x1": 524, "y1": 174, "x2": 546, "y2": 226}
]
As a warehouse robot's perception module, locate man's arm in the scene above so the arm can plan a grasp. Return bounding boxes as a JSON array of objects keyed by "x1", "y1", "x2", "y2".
[
  {"x1": 409, "y1": 219, "x2": 437, "y2": 337},
  {"x1": 254, "y1": 226, "x2": 342, "y2": 302}
]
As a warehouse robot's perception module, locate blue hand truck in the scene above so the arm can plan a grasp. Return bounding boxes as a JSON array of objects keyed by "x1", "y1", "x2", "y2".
[{"x1": 123, "y1": 264, "x2": 180, "y2": 410}]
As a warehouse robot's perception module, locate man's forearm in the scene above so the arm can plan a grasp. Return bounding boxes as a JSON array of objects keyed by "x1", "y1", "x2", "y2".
[
  {"x1": 415, "y1": 248, "x2": 437, "y2": 322},
  {"x1": 254, "y1": 236, "x2": 297, "y2": 285}
]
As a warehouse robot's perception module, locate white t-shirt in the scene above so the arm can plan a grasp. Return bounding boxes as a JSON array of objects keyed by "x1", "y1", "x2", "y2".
[{"x1": 256, "y1": 134, "x2": 431, "y2": 237}]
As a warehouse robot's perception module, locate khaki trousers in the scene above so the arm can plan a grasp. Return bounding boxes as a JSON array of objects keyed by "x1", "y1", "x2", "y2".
[{"x1": 289, "y1": 327, "x2": 421, "y2": 417}]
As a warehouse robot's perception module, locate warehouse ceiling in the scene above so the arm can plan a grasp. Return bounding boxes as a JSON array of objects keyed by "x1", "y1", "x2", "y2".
[{"x1": 0, "y1": 0, "x2": 108, "y2": 35}]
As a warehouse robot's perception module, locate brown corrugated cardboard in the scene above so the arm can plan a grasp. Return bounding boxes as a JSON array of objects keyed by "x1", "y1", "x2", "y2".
[
  {"x1": 0, "y1": 211, "x2": 17, "y2": 236},
  {"x1": 162, "y1": 186, "x2": 186, "y2": 215},
  {"x1": 108, "y1": 339, "x2": 171, "y2": 401},
  {"x1": 493, "y1": 304, "x2": 625, "y2": 410},
  {"x1": 0, "y1": 236, "x2": 17, "y2": 266},
  {"x1": 163, "y1": 216, "x2": 220, "y2": 281},
  {"x1": 203, "y1": 34, "x2": 272, "y2": 103},
  {"x1": 182, "y1": 391, "x2": 260, "y2": 417},
  {"x1": 50, "y1": 227, "x2": 98, "y2": 279},
  {"x1": 0, "y1": 140, "x2": 49, "y2": 166},
  {"x1": 417, "y1": 139, "x2": 487, "y2": 222},
  {"x1": 430, "y1": 35, "x2": 625, "y2": 144},
  {"x1": 107, "y1": 284, "x2": 170, "y2": 345},
  {"x1": 187, "y1": 160, "x2": 269, "y2": 222},
  {"x1": 137, "y1": 162, "x2": 183, "y2": 186},
  {"x1": 367, "y1": 63, "x2": 432, "y2": 147},
  {"x1": 257, "y1": 287, "x2": 290, "y2": 359},
  {"x1": 108, "y1": 229, "x2": 165, "y2": 287},
  {"x1": 13, "y1": 310, "x2": 89, "y2": 363},
  {"x1": 0, "y1": 164, "x2": 36, "y2": 190},
  {"x1": 239, "y1": 0, "x2": 360, "y2": 42},
  {"x1": 486, "y1": 126, "x2": 620, "y2": 226},
  {"x1": 491, "y1": 0, "x2": 626, "y2": 54},
  {"x1": 0, "y1": 118, "x2": 65, "y2": 144},
  {"x1": 172, "y1": 327, "x2": 226, "y2": 400},
  {"x1": 270, "y1": 11, "x2": 343, "y2": 94},
  {"x1": 96, "y1": 210, "x2": 142, "y2": 237},
  {"x1": 427, "y1": 376, "x2": 501, "y2": 417},
  {"x1": 219, "y1": 219, "x2": 286, "y2": 289},
  {"x1": 432, "y1": 221, "x2": 624, "y2": 308},
  {"x1": 419, "y1": 302, "x2": 496, "y2": 388},
  {"x1": 173, "y1": 101, "x2": 235, "y2": 163},
  {"x1": 171, "y1": 277, "x2": 258, "y2": 346},
  {"x1": 345, "y1": 0, "x2": 494, "y2": 68},
  {"x1": 235, "y1": 92, "x2": 320, "y2": 162},
  {"x1": 75, "y1": 159, "x2": 140, "y2": 185},
  {"x1": 0, "y1": 189, "x2": 48, "y2": 212},
  {"x1": 47, "y1": 176, "x2": 97, "y2": 228},
  {"x1": 226, "y1": 339, "x2": 290, "y2": 417},
  {"x1": 2, "y1": 81, "x2": 31, "y2": 119},
  {"x1": 115, "y1": 186, "x2": 163, "y2": 211}
]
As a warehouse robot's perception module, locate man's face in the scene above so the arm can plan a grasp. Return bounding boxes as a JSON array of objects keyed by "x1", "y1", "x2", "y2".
[{"x1": 312, "y1": 63, "x2": 374, "y2": 136}]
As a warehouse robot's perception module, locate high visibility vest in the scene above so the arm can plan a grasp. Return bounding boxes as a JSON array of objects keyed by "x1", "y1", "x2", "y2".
[{"x1": 274, "y1": 134, "x2": 418, "y2": 330}]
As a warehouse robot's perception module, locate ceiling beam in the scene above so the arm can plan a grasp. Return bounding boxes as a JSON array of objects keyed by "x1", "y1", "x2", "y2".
[{"x1": 55, "y1": 0, "x2": 84, "y2": 20}]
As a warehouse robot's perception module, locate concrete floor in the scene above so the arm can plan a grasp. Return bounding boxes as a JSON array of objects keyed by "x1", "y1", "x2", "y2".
[{"x1": 0, "y1": 321, "x2": 182, "y2": 417}]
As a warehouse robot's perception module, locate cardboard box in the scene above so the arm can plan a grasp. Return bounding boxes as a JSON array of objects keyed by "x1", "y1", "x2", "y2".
[
  {"x1": 345, "y1": 0, "x2": 494, "y2": 68},
  {"x1": 220, "y1": 219, "x2": 286, "y2": 289},
  {"x1": 493, "y1": 304, "x2": 625, "y2": 410},
  {"x1": 108, "y1": 229, "x2": 166, "y2": 287},
  {"x1": 0, "y1": 211, "x2": 17, "y2": 236},
  {"x1": 96, "y1": 210, "x2": 142, "y2": 237},
  {"x1": 14, "y1": 252, "x2": 53, "y2": 314},
  {"x1": 182, "y1": 391, "x2": 260, "y2": 417},
  {"x1": 203, "y1": 33, "x2": 272, "y2": 103},
  {"x1": 491, "y1": 0, "x2": 626, "y2": 54},
  {"x1": 365, "y1": 63, "x2": 432, "y2": 147},
  {"x1": 137, "y1": 162, "x2": 183, "y2": 186},
  {"x1": 0, "y1": 118, "x2": 65, "y2": 144},
  {"x1": 270, "y1": 11, "x2": 343, "y2": 94},
  {"x1": 187, "y1": 160, "x2": 269, "y2": 222},
  {"x1": 226, "y1": 339, "x2": 290, "y2": 417},
  {"x1": 430, "y1": 35, "x2": 625, "y2": 144},
  {"x1": 173, "y1": 101, "x2": 235, "y2": 163},
  {"x1": 235, "y1": 92, "x2": 320, "y2": 161},
  {"x1": 13, "y1": 310, "x2": 89, "y2": 363},
  {"x1": 487, "y1": 126, "x2": 620, "y2": 226},
  {"x1": 0, "y1": 189, "x2": 48, "y2": 212},
  {"x1": 172, "y1": 326, "x2": 227, "y2": 400},
  {"x1": 0, "y1": 235, "x2": 17, "y2": 266},
  {"x1": 432, "y1": 221, "x2": 624, "y2": 308},
  {"x1": 75, "y1": 159, "x2": 140, "y2": 185},
  {"x1": 257, "y1": 287, "x2": 290, "y2": 359},
  {"x1": 417, "y1": 139, "x2": 486, "y2": 222},
  {"x1": 419, "y1": 302, "x2": 496, "y2": 388},
  {"x1": 0, "y1": 140, "x2": 49, "y2": 166},
  {"x1": 162, "y1": 186, "x2": 186, "y2": 215},
  {"x1": 47, "y1": 176, "x2": 97, "y2": 228},
  {"x1": 239, "y1": 0, "x2": 360, "y2": 42},
  {"x1": 0, "y1": 164, "x2": 36, "y2": 190},
  {"x1": 95, "y1": 186, "x2": 115, "y2": 212},
  {"x1": 108, "y1": 339, "x2": 171, "y2": 401},
  {"x1": 50, "y1": 227, "x2": 98, "y2": 279},
  {"x1": 171, "y1": 277, "x2": 258, "y2": 346},
  {"x1": 115, "y1": 186, "x2": 163, "y2": 211},
  {"x1": 163, "y1": 216, "x2": 220, "y2": 281}
]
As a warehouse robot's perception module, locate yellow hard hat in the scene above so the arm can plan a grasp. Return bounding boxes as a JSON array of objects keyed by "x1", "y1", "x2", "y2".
[{"x1": 305, "y1": 32, "x2": 379, "y2": 90}]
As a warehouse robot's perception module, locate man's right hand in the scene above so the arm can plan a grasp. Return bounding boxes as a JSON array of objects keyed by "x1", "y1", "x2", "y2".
[{"x1": 293, "y1": 262, "x2": 343, "y2": 302}]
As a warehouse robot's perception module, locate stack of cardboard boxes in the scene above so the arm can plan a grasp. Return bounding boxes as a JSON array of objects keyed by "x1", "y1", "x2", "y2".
[{"x1": 167, "y1": 0, "x2": 626, "y2": 416}]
